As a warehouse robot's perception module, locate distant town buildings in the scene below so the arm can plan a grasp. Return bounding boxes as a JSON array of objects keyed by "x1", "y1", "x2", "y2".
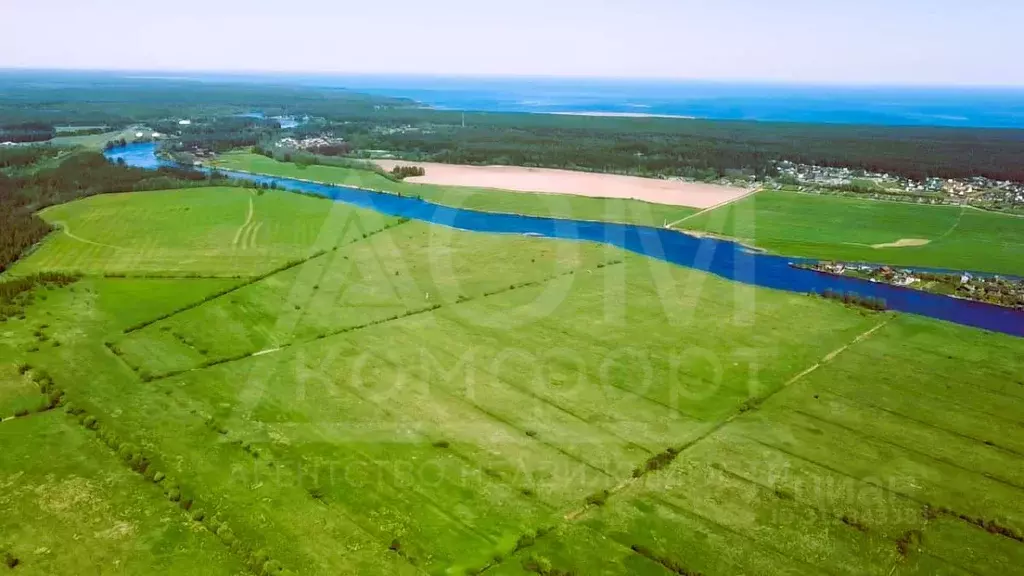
[{"x1": 769, "y1": 160, "x2": 1024, "y2": 211}]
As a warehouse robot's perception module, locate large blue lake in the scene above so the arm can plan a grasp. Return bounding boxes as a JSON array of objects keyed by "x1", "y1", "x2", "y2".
[
  {"x1": 173, "y1": 74, "x2": 1024, "y2": 129},
  {"x1": 108, "y1": 143, "x2": 1023, "y2": 337}
]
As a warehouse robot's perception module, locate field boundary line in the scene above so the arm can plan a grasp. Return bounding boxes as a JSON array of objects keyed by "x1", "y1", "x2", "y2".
[
  {"x1": 665, "y1": 186, "x2": 761, "y2": 229},
  {"x1": 741, "y1": 434, "x2": 1018, "y2": 573},
  {"x1": 536, "y1": 322, "x2": 709, "y2": 423},
  {"x1": 477, "y1": 317, "x2": 903, "y2": 576},
  {"x1": 143, "y1": 262, "x2": 620, "y2": 382},
  {"x1": 366, "y1": 351, "x2": 618, "y2": 481},
  {"x1": 638, "y1": 492, "x2": 837, "y2": 576},
  {"x1": 793, "y1": 409, "x2": 1024, "y2": 492},
  {"x1": 370, "y1": 320, "x2": 658, "y2": 461},
  {"x1": 820, "y1": 389, "x2": 1024, "y2": 458},
  {"x1": 311, "y1": 360, "x2": 565, "y2": 516},
  {"x1": 556, "y1": 316, "x2": 891, "y2": 525},
  {"x1": 121, "y1": 220, "x2": 412, "y2": 335}
]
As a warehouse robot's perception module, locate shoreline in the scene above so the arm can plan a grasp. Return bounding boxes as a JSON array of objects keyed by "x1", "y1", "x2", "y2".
[{"x1": 543, "y1": 111, "x2": 697, "y2": 120}]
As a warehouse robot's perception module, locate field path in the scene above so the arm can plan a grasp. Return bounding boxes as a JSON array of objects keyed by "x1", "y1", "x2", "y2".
[
  {"x1": 244, "y1": 221, "x2": 263, "y2": 250},
  {"x1": 665, "y1": 186, "x2": 761, "y2": 229},
  {"x1": 51, "y1": 220, "x2": 121, "y2": 249},
  {"x1": 232, "y1": 197, "x2": 255, "y2": 248}
]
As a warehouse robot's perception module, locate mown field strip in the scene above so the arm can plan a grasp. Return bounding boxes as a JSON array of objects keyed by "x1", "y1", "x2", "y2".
[
  {"x1": 562, "y1": 316, "x2": 892, "y2": 521},
  {"x1": 821, "y1": 388, "x2": 1024, "y2": 458},
  {"x1": 122, "y1": 220, "x2": 412, "y2": 335},
  {"x1": 143, "y1": 263, "x2": 619, "y2": 383},
  {"x1": 396, "y1": 334, "x2": 656, "y2": 457},
  {"x1": 632, "y1": 490, "x2": 835, "y2": 575},
  {"x1": 793, "y1": 408, "x2": 1024, "y2": 492},
  {"x1": 473, "y1": 316, "x2": 895, "y2": 574}
]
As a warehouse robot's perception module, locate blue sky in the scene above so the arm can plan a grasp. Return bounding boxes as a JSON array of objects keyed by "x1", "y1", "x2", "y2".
[{"x1": 3, "y1": 0, "x2": 1021, "y2": 85}]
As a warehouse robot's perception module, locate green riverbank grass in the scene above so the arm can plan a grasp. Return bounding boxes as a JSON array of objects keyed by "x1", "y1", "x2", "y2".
[
  {"x1": 211, "y1": 151, "x2": 697, "y2": 227},
  {"x1": 680, "y1": 190, "x2": 1024, "y2": 276}
]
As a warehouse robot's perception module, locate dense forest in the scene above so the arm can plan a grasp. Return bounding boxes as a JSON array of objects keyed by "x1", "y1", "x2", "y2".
[
  {"x1": 322, "y1": 112, "x2": 1024, "y2": 182},
  {"x1": 167, "y1": 117, "x2": 283, "y2": 152},
  {"x1": 0, "y1": 122, "x2": 55, "y2": 143},
  {"x1": 0, "y1": 71, "x2": 411, "y2": 128},
  {"x1": 0, "y1": 148, "x2": 226, "y2": 273},
  {"x1": 3, "y1": 72, "x2": 1024, "y2": 185}
]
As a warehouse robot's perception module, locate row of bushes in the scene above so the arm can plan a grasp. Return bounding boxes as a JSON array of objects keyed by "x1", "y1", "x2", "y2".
[
  {"x1": 818, "y1": 289, "x2": 888, "y2": 311},
  {"x1": 62, "y1": 393, "x2": 294, "y2": 575},
  {"x1": 3, "y1": 366, "x2": 64, "y2": 421},
  {"x1": 461, "y1": 526, "x2": 555, "y2": 575},
  {"x1": 0, "y1": 273, "x2": 79, "y2": 322},
  {"x1": 632, "y1": 446, "x2": 682, "y2": 478},
  {"x1": 521, "y1": 554, "x2": 576, "y2": 576},
  {"x1": 123, "y1": 250, "x2": 328, "y2": 334},
  {"x1": 932, "y1": 506, "x2": 1023, "y2": 543},
  {"x1": 629, "y1": 544, "x2": 702, "y2": 576}
]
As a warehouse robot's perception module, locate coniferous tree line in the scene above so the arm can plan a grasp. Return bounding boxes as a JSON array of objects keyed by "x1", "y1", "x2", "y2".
[
  {"x1": 0, "y1": 122, "x2": 55, "y2": 143},
  {"x1": 325, "y1": 113, "x2": 1024, "y2": 183}
]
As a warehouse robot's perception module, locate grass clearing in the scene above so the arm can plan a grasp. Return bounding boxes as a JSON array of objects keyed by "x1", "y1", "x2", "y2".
[
  {"x1": 679, "y1": 190, "x2": 1024, "y2": 275},
  {"x1": 212, "y1": 152, "x2": 697, "y2": 227},
  {"x1": 47, "y1": 127, "x2": 141, "y2": 149},
  {"x1": 2, "y1": 185, "x2": 1021, "y2": 574},
  {"x1": 11, "y1": 186, "x2": 403, "y2": 277}
]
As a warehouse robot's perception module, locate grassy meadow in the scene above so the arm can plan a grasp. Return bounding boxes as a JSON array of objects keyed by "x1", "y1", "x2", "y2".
[
  {"x1": 0, "y1": 185, "x2": 1021, "y2": 575},
  {"x1": 12, "y1": 187, "x2": 403, "y2": 277},
  {"x1": 47, "y1": 127, "x2": 143, "y2": 149},
  {"x1": 679, "y1": 190, "x2": 1024, "y2": 276},
  {"x1": 211, "y1": 152, "x2": 696, "y2": 228}
]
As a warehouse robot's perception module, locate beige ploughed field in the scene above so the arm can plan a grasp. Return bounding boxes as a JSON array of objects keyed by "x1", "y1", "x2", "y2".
[{"x1": 374, "y1": 160, "x2": 751, "y2": 209}]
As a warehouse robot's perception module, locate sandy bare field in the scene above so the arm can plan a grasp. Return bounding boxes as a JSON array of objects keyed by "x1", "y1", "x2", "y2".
[{"x1": 374, "y1": 160, "x2": 750, "y2": 209}]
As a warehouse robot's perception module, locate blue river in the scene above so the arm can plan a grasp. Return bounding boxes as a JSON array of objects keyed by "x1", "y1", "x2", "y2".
[{"x1": 107, "y1": 143, "x2": 1023, "y2": 338}]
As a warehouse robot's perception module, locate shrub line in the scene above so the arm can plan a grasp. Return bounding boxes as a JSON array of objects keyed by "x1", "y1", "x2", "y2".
[
  {"x1": 56, "y1": 385, "x2": 295, "y2": 574},
  {"x1": 142, "y1": 259, "x2": 623, "y2": 382},
  {"x1": 120, "y1": 218, "x2": 413, "y2": 336},
  {"x1": 122, "y1": 251, "x2": 328, "y2": 334}
]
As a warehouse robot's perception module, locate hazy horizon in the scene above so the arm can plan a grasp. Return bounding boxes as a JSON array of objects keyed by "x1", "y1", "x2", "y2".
[
  {"x1": 5, "y1": 68, "x2": 1024, "y2": 91},
  {"x1": 4, "y1": 0, "x2": 1024, "y2": 87}
]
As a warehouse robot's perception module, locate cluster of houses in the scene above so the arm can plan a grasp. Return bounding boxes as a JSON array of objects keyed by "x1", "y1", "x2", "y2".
[
  {"x1": 802, "y1": 261, "x2": 1024, "y2": 309},
  {"x1": 772, "y1": 161, "x2": 1024, "y2": 210},
  {"x1": 274, "y1": 136, "x2": 347, "y2": 150}
]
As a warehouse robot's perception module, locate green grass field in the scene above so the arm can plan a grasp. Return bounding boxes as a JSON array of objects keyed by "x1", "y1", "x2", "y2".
[
  {"x1": 0, "y1": 413, "x2": 244, "y2": 575},
  {"x1": 48, "y1": 127, "x2": 142, "y2": 149},
  {"x1": 1, "y1": 186, "x2": 1021, "y2": 575},
  {"x1": 211, "y1": 152, "x2": 696, "y2": 228},
  {"x1": 679, "y1": 190, "x2": 1024, "y2": 276},
  {"x1": 12, "y1": 187, "x2": 402, "y2": 277}
]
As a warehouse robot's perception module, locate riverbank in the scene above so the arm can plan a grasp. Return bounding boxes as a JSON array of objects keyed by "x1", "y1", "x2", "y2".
[
  {"x1": 207, "y1": 152, "x2": 697, "y2": 228},
  {"x1": 103, "y1": 142, "x2": 1024, "y2": 337},
  {"x1": 795, "y1": 261, "x2": 1024, "y2": 310}
]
